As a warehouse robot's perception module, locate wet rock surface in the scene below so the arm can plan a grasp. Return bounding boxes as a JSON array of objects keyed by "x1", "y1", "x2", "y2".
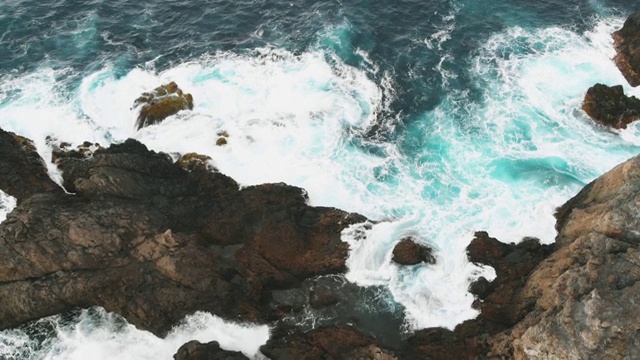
[
  {"x1": 174, "y1": 341, "x2": 249, "y2": 360},
  {"x1": 582, "y1": 83, "x2": 640, "y2": 129},
  {"x1": 613, "y1": 12, "x2": 640, "y2": 87},
  {"x1": 0, "y1": 131, "x2": 366, "y2": 335},
  {"x1": 134, "y1": 81, "x2": 194, "y2": 130},
  {"x1": 391, "y1": 237, "x2": 435, "y2": 265}
]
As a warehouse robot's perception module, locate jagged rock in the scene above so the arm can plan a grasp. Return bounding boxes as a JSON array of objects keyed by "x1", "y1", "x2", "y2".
[
  {"x1": 176, "y1": 153, "x2": 214, "y2": 172},
  {"x1": 613, "y1": 12, "x2": 640, "y2": 87},
  {"x1": 582, "y1": 83, "x2": 640, "y2": 129},
  {"x1": 0, "y1": 131, "x2": 366, "y2": 335},
  {"x1": 391, "y1": 237, "x2": 435, "y2": 265},
  {"x1": 49, "y1": 140, "x2": 106, "y2": 167},
  {"x1": 260, "y1": 326, "x2": 398, "y2": 360},
  {"x1": 487, "y1": 154, "x2": 640, "y2": 358},
  {"x1": 0, "y1": 129, "x2": 61, "y2": 202},
  {"x1": 134, "y1": 82, "x2": 194, "y2": 130},
  {"x1": 173, "y1": 341, "x2": 248, "y2": 360}
]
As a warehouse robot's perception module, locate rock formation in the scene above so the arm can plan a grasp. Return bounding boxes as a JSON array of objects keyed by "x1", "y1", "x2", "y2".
[
  {"x1": 582, "y1": 83, "x2": 640, "y2": 128},
  {"x1": 174, "y1": 341, "x2": 249, "y2": 360},
  {"x1": 0, "y1": 128, "x2": 365, "y2": 335},
  {"x1": 391, "y1": 237, "x2": 435, "y2": 265},
  {"x1": 134, "y1": 82, "x2": 194, "y2": 130},
  {"x1": 613, "y1": 12, "x2": 640, "y2": 87},
  {"x1": 3, "y1": 123, "x2": 640, "y2": 359}
]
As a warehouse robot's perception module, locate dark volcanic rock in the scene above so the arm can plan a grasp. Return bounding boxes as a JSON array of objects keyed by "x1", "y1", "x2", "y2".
[
  {"x1": 0, "y1": 132, "x2": 366, "y2": 335},
  {"x1": 613, "y1": 12, "x2": 640, "y2": 87},
  {"x1": 0, "y1": 129, "x2": 61, "y2": 202},
  {"x1": 174, "y1": 341, "x2": 248, "y2": 360},
  {"x1": 134, "y1": 82, "x2": 194, "y2": 130},
  {"x1": 391, "y1": 237, "x2": 435, "y2": 265},
  {"x1": 582, "y1": 83, "x2": 640, "y2": 129},
  {"x1": 261, "y1": 326, "x2": 399, "y2": 360}
]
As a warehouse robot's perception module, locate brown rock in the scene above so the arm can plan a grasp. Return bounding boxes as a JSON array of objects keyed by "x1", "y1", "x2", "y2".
[
  {"x1": 261, "y1": 326, "x2": 398, "y2": 360},
  {"x1": 216, "y1": 137, "x2": 228, "y2": 146},
  {"x1": 391, "y1": 237, "x2": 435, "y2": 265},
  {"x1": 173, "y1": 341, "x2": 248, "y2": 360},
  {"x1": 613, "y1": 12, "x2": 640, "y2": 87},
  {"x1": 582, "y1": 83, "x2": 640, "y2": 129},
  {"x1": 0, "y1": 132, "x2": 366, "y2": 336},
  {"x1": 176, "y1": 153, "x2": 214, "y2": 172},
  {"x1": 0, "y1": 128, "x2": 61, "y2": 202},
  {"x1": 134, "y1": 82, "x2": 194, "y2": 130}
]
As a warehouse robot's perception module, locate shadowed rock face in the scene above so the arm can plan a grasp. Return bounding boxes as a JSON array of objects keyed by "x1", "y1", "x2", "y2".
[
  {"x1": 0, "y1": 131, "x2": 366, "y2": 335},
  {"x1": 134, "y1": 82, "x2": 194, "y2": 130},
  {"x1": 614, "y1": 12, "x2": 640, "y2": 87},
  {"x1": 582, "y1": 83, "x2": 640, "y2": 129}
]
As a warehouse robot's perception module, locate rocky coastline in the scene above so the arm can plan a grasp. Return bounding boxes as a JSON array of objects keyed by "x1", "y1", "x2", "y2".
[{"x1": 1, "y1": 11, "x2": 640, "y2": 360}]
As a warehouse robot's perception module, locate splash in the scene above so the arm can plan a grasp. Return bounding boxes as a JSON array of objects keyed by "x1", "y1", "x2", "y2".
[{"x1": 0, "y1": 308, "x2": 270, "y2": 360}]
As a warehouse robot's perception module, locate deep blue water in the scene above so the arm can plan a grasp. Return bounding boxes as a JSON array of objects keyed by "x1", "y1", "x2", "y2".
[{"x1": 0, "y1": 0, "x2": 639, "y2": 358}]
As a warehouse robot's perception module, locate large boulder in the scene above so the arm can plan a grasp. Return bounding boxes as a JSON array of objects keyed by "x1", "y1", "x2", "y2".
[
  {"x1": 0, "y1": 132, "x2": 366, "y2": 335},
  {"x1": 391, "y1": 237, "x2": 435, "y2": 265},
  {"x1": 134, "y1": 82, "x2": 194, "y2": 130},
  {"x1": 613, "y1": 12, "x2": 640, "y2": 87},
  {"x1": 582, "y1": 83, "x2": 640, "y2": 129}
]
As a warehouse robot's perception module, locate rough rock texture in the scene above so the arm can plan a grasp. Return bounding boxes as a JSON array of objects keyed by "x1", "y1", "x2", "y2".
[
  {"x1": 488, "y1": 154, "x2": 640, "y2": 359},
  {"x1": 613, "y1": 12, "x2": 640, "y2": 87},
  {"x1": 174, "y1": 341, "x2": 248, "y2": 360},
  {"x1": 582, "y1": 83, "x2": 640, "y2": 128},
  {"x1": 391, "y1": 237, "x2": 435, "y2": 265},
  {"x1": 261, "y1": 326, "x2": 399, "y2": 360},
  {"x1": 134, "y1": 82, "x2": 194, "y2": 130},
  {"x1": 0, "y1": 129, "x2": 61, "y2": 201},
  {"x1": 0, "y1": 132, "x2": 365, "y2": 335}
]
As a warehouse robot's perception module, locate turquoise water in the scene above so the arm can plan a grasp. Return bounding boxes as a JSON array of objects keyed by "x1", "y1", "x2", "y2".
[{"x1": 1, "y1": 0, "x2": 640, "y2": 358}]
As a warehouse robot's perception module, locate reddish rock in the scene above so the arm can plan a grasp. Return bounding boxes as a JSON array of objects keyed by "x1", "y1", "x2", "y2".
[
  {"x1": 613, "y1": 12, "x2": 640, "y2": 87},
  {"x1": 582, "y1": 83, "x2": 640, "y2": 129},
  {"x1": 391, "y1": 237, "x2": 435, "y2": 265}
]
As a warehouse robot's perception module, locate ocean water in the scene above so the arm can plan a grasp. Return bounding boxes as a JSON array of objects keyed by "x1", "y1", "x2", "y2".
[{"x1": 1, "y1": 0, "x2": 639, "y2": 358}]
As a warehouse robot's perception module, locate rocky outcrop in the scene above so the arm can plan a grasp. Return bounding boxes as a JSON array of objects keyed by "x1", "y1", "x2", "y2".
[
  {"x1": 582, "y1": 83, "x2": 640, "y2": 128},
  {"x1": 613, "y1": 12, "x2": 640, "y2": 87},
  {"x1": 487, "y1": 154, "x2": 640, "y2": 358},
  {"x1": 5, "y1": 126, "x2": 640, "y2": 359},
  {"x1": 0, "y1": 129, "x2": 61, "y2": 202},
  {"x1": 134, "y1": 82, "x2": 194, "y2": 130},
  {"x1": 391, "y1": 237, "x2": 435, "y2": 265},
  {"x1": 174, "y1": 341, "x2": 248, "y2": 360},
  {"x1": 0, "y1": 131, "x2": 366, "y2": 335},
  {"x1": 261, "y1": 326, "x2": 399, "y2": 360}
]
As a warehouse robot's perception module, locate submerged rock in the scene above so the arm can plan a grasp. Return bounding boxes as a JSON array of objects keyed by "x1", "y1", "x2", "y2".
[
  {"x1": 391, "y1": 237, "x2": 435, "y2": 265},
  {"x1": 582, "y1": 83, "x2": 640, "y2": 128},
  {"x1": 613, "y1": 12, "x2": 640, "y2": 87},
  {"x1": 134, "y1": 82, "x2": 194, "y2": 130}
]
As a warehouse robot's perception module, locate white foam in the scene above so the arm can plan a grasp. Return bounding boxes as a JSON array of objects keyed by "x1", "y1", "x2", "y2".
[
  {"x1": 0, "y1": 190, "x2": 17, "y2": 224},
  {"x1": 0, "y1": 308, "x2": 269, "y2": 360}
]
